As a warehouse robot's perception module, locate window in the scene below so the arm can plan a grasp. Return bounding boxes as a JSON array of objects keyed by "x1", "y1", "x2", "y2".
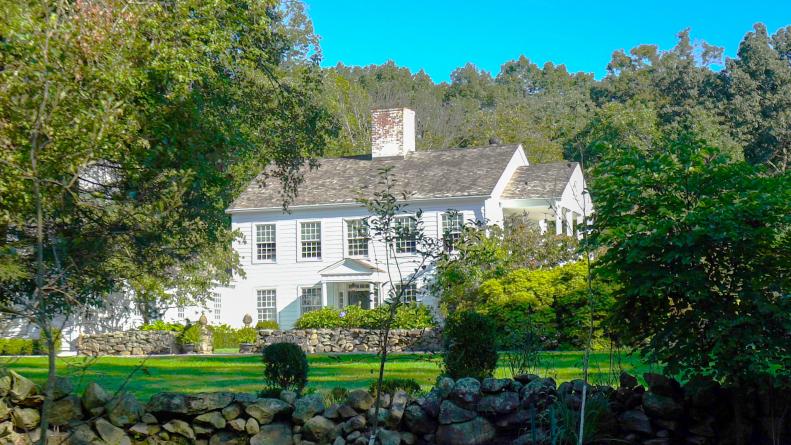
[
  {"x1": 300, "y1": 287, "x2": 322, "y2": 314},
  {"x1": 441, "y1": 212, "x2": 464, "y2": 251},
  {"x1": 255, "y1": 224, "x2": 276, "y2": 261},
  {"x1": 211, "y1": 293, "x2": 221, "y2": 321},
  {"x1": 346, "y1": 219, "x2": 369, "y2": 257},
  {"x1": 394, "y1": 216, "x2": 417, "y2": 254},
  {"x1": 300, "y1": 222, "x2": 322, "y2": 259},
  {"x1": 395, "y1": 283, "x2": 418, "y2": 304},
  {"x1": 257, "y1": 289, "x2": 277, "y2": 322},
  {"x1": 177, "y1": 306, "x2": 185, "y2": 320}
]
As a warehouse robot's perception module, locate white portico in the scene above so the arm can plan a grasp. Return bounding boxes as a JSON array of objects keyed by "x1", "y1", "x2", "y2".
[{"x1": 318, "y1": 258, "x2": 385, "y2": 310}]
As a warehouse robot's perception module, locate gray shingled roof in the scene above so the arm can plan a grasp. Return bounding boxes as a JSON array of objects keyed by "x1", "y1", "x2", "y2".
[
  {"x1": 229, "y1": 145, "x2": 521, "y2": 211},
  {"x1": 501, "y1": 162, "x2": 579, "y2": 200}
]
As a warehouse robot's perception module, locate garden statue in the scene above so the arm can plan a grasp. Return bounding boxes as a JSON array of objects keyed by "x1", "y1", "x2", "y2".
[
  {"x1": 243, "y1": 313, "x2": 253, "y2": 327},
  {"x1": 196, "y1": 312, "x2": 213, "y2": 354}
]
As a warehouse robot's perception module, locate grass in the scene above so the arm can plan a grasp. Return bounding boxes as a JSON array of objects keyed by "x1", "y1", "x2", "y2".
[{"x1": 1, "y1": 351, "x2": 654, "y2": 403}]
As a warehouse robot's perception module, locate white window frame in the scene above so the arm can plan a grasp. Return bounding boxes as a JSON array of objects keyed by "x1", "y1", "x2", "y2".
[
  {"x1": 395, "y1": 282, "x2": 419, "y2": 304},
  {"x1": 441, "y1": 211, "x2": 464, "y2": 251},
  {"x1": 299, "y1": 286, "x2": 322, "y2": 314},
  {"x1": 177, "y1": 306, "x2": 185, "y2": 320},
  {"x1": 256, "y1": 289, "x2": 277, "y2": 323},
  {"x1": 393, "y1": 215, "x2": 418, "y2": 255},
  {"x1": 345, "y1": 218, "x2": 369, "y2": 258},
  {"x1": 298, "y1": 221, "x2": 322, "y2": 261},
  {"x1": 211, "y1": 292, "x2": 221, "y2": 322},
  {"x1": 253, "y1": 223, "x2": 277, "y2": 263}
]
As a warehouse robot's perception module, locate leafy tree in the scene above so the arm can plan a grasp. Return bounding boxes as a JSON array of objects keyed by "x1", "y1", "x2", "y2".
[
  {"x1": 433, "y1": 216, "x2": 579, "y2": 312},
  {"x1": 591, "y1": 135, "x2": 790, "y2": 385},
  {"x1": 0, "y1": 0, "x2": 332, "y2": 441},
  {"x1": 725, "y1": 24, "x2": 791, "y2": 172}
]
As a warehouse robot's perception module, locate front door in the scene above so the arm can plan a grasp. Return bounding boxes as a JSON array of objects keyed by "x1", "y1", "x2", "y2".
[{"x1": 347, "y1": 290, "x2": 370, "y2": 309}]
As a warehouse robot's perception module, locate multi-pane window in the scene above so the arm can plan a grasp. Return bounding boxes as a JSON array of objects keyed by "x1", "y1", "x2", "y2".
[
  {"x1": 255, "y1": 224, "x2": 276, "y2": 261},
  {"x1": 395, "y1": 283, "x2": 418, "y2": 304},
  {"x1": 211, "y1": 293, "x2": 221, "y2": 321},
  {"x1": 256, "y1": 289, "x2": 277, "y2": 322},
  {"x1": 346, "y1": 219, "x2": 369, "y2": 257},
  {"x1": 394, "y1": 216, "x2": 417, "y2": 254},
  {"x1": 300, "y1": 222, "x2": 322, "y2": 259},
  {"x1": 177, "y1": 306, "x2": 185, "y2": 320},
  {"x1": 442, "y1": 212, "x2": 464, "y2": 251},
  {"x1": 300, "y1": 287, "x2": 322, "y2": 314}
]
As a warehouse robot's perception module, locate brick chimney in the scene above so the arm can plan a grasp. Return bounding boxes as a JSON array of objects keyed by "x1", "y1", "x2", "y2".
[{"x1": 371, "y1": 108, "x2": 415, "y2": 158}]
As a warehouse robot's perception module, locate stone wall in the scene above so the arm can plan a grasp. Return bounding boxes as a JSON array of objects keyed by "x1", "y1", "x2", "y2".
[
  {"x1": 255, "y1": 328, "x2": 442, "y2": 354},
  {"x1": 77, "y1": 330, "x2": 179, "y2": 356},
  {"x1": 1, "y1": 370, "x2": 789, "y2": 445}
]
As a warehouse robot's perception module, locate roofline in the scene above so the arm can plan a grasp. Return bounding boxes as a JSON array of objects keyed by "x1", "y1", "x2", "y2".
[{"x1": 226, "y1": 194, "x2": 492, "y2": 215}]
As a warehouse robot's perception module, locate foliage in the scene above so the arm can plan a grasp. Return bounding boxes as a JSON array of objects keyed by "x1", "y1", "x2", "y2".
[
  {"x1": 261, "y1": 342, "x2": 309, "y2": 393},
  {"x1": 591, "y1": 135, "x2": 791, "y2": 384},
  {"x1": 433, "y1": 217, "x2": 580, "y2": 313},
  {"x1": 501, "y1": 321, "x2": 546, "y2": 377},
  {"x1": 726, "y1": 24, "x2": 791, "y2": 172},
  {"x1": 548, "y1": 392, "x2": 614, "y2": 444},
  {"x1": 208, "y1": 324, "x2": 239, "y2": 349},
  {"x1": 0, "y1": 338, "x2": 33, "y2": 355},
  {"x1": 177, "y1": 325, "x2": 202, "y2": 347},
  {"x1": 442, "y1": 311, "x2": 499, "y2": 380},
  {"x1": 139, "y1": 321, "x2": 185, "y2": 333},
  {"x1": 294, "y1": 304, "x2": 436, "y2": 330},
  {"x1": 237, "y1": 327, "x2": 259, "y2": 344},
  {"x1": 369, "y1": 378, "x2": 422, "y2": 397},
  {"x1": 255, "y1": 320, "x2": 280, "y2": 330},
  {"x1": 473, "y1": 262, "x2": 615, "y2": 349}
]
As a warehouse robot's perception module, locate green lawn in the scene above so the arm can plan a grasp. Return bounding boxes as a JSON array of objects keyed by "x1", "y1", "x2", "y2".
[{"x1": 1, "y1": 351, "x2": 655, "y2": 402}]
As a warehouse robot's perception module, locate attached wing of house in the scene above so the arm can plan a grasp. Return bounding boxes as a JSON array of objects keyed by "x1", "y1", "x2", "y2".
[{"x1": 165, "y1": 108, "x2": 592, "y2": 329}]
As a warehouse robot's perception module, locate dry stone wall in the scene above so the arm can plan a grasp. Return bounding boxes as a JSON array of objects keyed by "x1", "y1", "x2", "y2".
[
  {"x1": 1, "y1": 369, "x2": 788, "y2": 445},
  {"x1": 77, "y1": 331, "x2": 179, "y2": 356},
  {"x1": 255, "y1": 328, "x2": 442, "y2": 354},
  {"x1": 2, "y1": 367, "x2": 791, "y2": 445}
]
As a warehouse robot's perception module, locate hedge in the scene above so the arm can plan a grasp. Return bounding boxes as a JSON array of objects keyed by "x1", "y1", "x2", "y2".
[
  {"x1": 0, "y1": 332, "x2": 62, "y2": 356},
  {"x1": 294, "y1": 304, "x2": 436, "y2": 330}
]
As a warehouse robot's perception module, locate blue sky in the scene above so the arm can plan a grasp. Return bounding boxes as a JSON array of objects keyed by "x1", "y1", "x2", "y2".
[{"x1": 305, "y1": 0, "x2": 791, "y2": 82}]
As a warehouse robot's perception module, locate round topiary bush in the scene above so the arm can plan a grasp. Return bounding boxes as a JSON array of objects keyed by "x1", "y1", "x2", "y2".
[
  {"x1": 262, "y1": 342, "x2": 309, "y2": 393},
  {"x1": 442, "y1": 311, "x2": 499, "y2": 380}
]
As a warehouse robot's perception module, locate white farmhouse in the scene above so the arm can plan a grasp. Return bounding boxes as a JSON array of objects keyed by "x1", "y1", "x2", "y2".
[{"x1": 166, "y1": 108, "x2": 592, "y2": 329}]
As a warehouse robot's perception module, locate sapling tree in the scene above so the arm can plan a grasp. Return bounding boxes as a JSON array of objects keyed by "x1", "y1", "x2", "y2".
[{"x1": 357, "y1": 167, "x2": 444, "y2": 445}]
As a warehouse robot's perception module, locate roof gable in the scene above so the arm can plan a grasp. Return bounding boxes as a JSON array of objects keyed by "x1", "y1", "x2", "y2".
[{"x1": 501, "y1": 162, "x2": 579, "y2": 200}]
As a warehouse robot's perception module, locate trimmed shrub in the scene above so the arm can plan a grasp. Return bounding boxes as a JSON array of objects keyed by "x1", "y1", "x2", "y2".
[
  {"x1": 237, "y1": 327, "x2": 258, "y2": 344},
  {"x1": 177, "y1": 324, "x2": 202, "y2": 346},
  {"x1": 262, "y1": 342, "x2": 309, "y2": 393},
  {"x1": 370, "y1": 378, "x2": 422, "y2": 396},
  {"x1": 139, "y1": 320, "x2": 185, "y2": 332},
  {"x1": 209, "y1": 324, "x2": 239, "y2": 349},
  {"x1": 294, "y1": 304, "x2": 436, "y2": 329},
  {"x1": 443, "y1": 311, "x2": 498, "y2": 380},
  {"x1": 255, "y1": 320, "x2": 280, "y2": 330}
]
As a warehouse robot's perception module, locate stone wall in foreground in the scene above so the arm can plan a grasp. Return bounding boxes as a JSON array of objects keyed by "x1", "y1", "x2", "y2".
[
  {"x1": 77, "y1": 330, "x2": 179, "y2": 356},
  {"x1": 254, "y1": 328, "x2": 442, "y2": 354},
  {"x1": 2, "y1": 369, "x2": 788, "y2": 445}
]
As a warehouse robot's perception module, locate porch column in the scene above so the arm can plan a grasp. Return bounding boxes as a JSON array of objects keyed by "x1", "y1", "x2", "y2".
[
  {"x1": 566, "y1": 210, "x2": 575, "y2": 236},
  {"x1": 555, "y1": 205, "x2": 563, "y2": 235},
  {"x1": 369, "y1": 282, "x2": 376, "y2": 309},
  {"x1": 321, "y1": 281, "x2": 328, "y2": 308}
]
